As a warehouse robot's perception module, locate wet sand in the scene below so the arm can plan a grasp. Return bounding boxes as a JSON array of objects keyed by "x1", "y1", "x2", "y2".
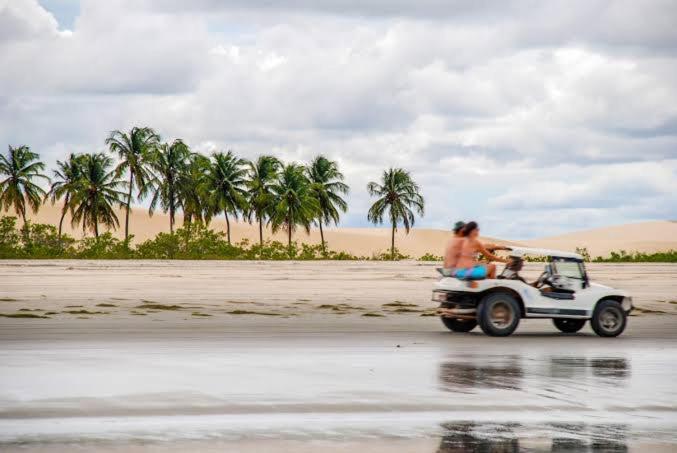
[
  {"x1": 1, "y1": 260, "x2": 676, "y2": 451},
  {"x1": 2, "y1": 316, "x2": 677, "y2": 451}
]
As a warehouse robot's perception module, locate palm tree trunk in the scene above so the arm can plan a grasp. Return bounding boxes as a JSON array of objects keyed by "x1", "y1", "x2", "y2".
[
  {"x1": 124, "y1": 172, "x2": 133, "y2": 240},
  {"x1": 21, "y1": 209, "x2": 29, "y2": 242},
  {"x1": 58, "y1": 210, "x2": 66, "y2": 238},
  {"x1": 319, "y1": 219, "x2": 325, "y2": 253},
  {"x1": 169, "y1": 185, "x2": 175, "y2": 234},
  {"x1": 287, "y1": 221, "x2": 292, "y2": 256},
  {"x1": 258, "y1": 216, "x2": 264, "y2": 246},
  {"x1": 391, "y1": 223, "x2": 396, "y2": 260},
  {"x1": 58, "y1": 197, "x2": 68, "y2": 238},
  {"x1": 94, "y1": 197, "x2": 99, "y2": 238},
  {"x1": 169, "y1": 203, "x2": 175, "y2": 234},
  {"x1": 225, "y1": 211, "x2": 231, "y2": 244}
]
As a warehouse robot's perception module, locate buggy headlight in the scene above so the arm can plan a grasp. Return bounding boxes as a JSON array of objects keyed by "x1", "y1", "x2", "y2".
[{"x1": 432, "y1": 291, "x2": 448, "y2": 303}]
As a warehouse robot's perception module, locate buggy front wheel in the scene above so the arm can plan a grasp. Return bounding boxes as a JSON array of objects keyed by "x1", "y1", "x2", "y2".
[{"x1": 591, "y1": 300, "x2": 627, "y2": 337}]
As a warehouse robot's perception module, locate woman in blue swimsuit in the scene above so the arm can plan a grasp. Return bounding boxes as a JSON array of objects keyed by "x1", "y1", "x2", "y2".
[{"x1": 455, "y1": 221, "x2": 509, "y2": 279}]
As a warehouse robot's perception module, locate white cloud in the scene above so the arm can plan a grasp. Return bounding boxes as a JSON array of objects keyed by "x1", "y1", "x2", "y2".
[{"x1": 1, "y1": 0, "x2": 676, "y2": 238}]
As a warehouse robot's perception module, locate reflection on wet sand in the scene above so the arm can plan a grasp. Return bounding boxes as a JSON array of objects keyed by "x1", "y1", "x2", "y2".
[
  {"x1": 437, "y1": 422, "x2": 628, "y2": 452},
  {"x1": 436, "y1": 422, "x2": 520, "y2": 452},
  {"x1": 438, "y1": 356, "x2": 523, "y2": 391},
  {"x1": 549, "y1": 357, "x2": 630, "y2": 380},
  {"x1": 438, "y1": 356, "x2": 630, "y2": 392}
]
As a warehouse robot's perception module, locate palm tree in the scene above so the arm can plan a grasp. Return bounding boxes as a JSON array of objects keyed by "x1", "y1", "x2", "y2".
[
  {"x1": 0, "y1": 145, "x2": 48, "y2": 228},
  {"x1": 70, "y1": 153, "x2": 126, "y2": 238},
  {"x1": 246, "y1": 155, "x2": 282, "y2": 246},
  {"x1": 147, "y1": 140, "x2": 190, "y2": 233},
  {"x1": 367, "y1": 168, "x2": 425, "y2": 260},
  {"x1": 306, "y1": 155, "x2": 349, "y2": 252},
  {"x1": 270, "y1": 163, "x2": 319, "y2": 254},
  {"x1": 178, "y1": 153, "x2": 210, "y2": 226},
  {"x1": 106, "y1": 127, "x2": 160, "y2": 240},
  {"x1": 205, "y1": 151, "x2": 249, "y2": 244},
  {"x1": 46, "y1": 153, "x2": 84, "y2": 238}
]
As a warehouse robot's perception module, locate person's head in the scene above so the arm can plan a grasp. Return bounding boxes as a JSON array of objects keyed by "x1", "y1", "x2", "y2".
[
  {"x1": 452, "y1": 221, "x2": 466, "y2": 236},
  {"x1": 461, "y1": 221, "x2": 479, "y2": 238}
]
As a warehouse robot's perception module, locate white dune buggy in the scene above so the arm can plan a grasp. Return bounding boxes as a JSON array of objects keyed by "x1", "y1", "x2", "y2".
[{"x1": 432, "y1": 247, "x2": 633, "y2": 337}]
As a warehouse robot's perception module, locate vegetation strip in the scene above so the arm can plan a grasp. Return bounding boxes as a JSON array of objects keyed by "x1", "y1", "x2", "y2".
[{"x1": 0, "y1": 313, "x2": 50, "y2": 319}]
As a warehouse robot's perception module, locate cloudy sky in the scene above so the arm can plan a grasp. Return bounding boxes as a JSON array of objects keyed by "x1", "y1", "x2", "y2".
[{"x1": 1, "y1": 0, "x2": 676, "y2": 239}]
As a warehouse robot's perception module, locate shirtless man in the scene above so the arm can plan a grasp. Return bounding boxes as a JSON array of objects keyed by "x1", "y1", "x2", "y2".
[{"x1": 443, "y1": 221, "x2": 466, "y2": 271}]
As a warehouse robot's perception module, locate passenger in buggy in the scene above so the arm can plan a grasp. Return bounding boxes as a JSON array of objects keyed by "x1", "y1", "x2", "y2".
[
  {"x1": 443, "y1": 220, "x2": 466, "y2": 274},
  {"x1": 455, "y1": 221, "x2": 509, "y2": 279}
]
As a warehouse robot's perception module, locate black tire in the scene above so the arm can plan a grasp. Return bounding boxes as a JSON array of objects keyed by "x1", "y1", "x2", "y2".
[
  {"x1": 553, "y1": 318, "x2": 586, "y2": 333},
  {"x1": 441, "y1": 317, "x2": 478, "y2": 332},
  {"x1": 477, "y1": 292, "x2": 521, "y2": 337},
  {"x1": 591, "y1": 300, "x2": 627, "y2": 337}
]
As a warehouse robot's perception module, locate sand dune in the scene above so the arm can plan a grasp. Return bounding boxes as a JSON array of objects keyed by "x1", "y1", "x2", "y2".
[
  {"x1": 22, "y1": 203, "x2": 494, "y2": 257},
  {"x1": 522, "y1": 221, "x2": 677, "y2": 258},
  {"x1": 17, "y1": 204, "x2": 677, "y2": 257}
]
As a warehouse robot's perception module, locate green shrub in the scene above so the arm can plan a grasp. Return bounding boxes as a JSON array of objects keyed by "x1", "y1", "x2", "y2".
[
  {"x1": 74, "y1": 233, "x2": 134, "y2": 259},
  {"x1": 575, "y1": 247, "x2": 591, "y2": 262},
  {"x1": 370, "y1": 248, "x2": 410, "y2": 261},
  {"x1": 24, "y1": 222, "x2": 76, "y2": 258},
  {"x1": 4, "y1": 215, "x2": 673, "y2": 262},
  {"x1": 136, "y1": 223, "x2": 243, "y2": 259},
  {"x1": 593, "y1": 249, "x2": 677, "y2": 263},
  {"x1": 418, "y1": 252, "x2": 442, "y2": 262},
  {"x1": 0, "y1": 216, "x2": 23, "y2": 258}
]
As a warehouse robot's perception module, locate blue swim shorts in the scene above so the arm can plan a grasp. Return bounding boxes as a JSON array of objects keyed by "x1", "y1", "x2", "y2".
[{"x1": 454, "y1": 265, "x2": 488, "y2": 280}]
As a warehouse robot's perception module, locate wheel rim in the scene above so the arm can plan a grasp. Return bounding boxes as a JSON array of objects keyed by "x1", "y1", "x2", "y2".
[
  {"x1": 600, "y1": 307, "x2": 621, "y2": 332},
  {"x1": 490, "y1": 301, "x2": 514, "y2": 329}
]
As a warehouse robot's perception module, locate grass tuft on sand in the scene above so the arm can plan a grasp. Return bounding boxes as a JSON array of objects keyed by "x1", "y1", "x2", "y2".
[
  {"x1": 191, "y1": 312, "x2": 212, "y2": 317},
  {"x1": 382, "y1": 301, "x2": 419, "y2": 308},
  {"x1": 0, "y1": 313, "x2": 50, "y2": 319},
  {"x1": 390, "y1": 307, "x2": 425, "y2": 313},
  {"x1": 136, "y1": 303, "x2": 182, "y2": 311},
  {"x1": 317, "y1": 303, "x2": 365, "y2": 311},
  {"x1": 63, "y1": 310, "x2": 108, "y2": 315},
  {"x1": 0, "y1": 297, "x2": 19, "y2": 302},
  {"x1": 96, "y1": 303, "x2": 118, "y2": 307},
  {"x1": 227, "y1": 309, "x2": 282, "y2": 316},
  {"x1": 362, "y1": 312, "x2": 385, "y2": 317}
]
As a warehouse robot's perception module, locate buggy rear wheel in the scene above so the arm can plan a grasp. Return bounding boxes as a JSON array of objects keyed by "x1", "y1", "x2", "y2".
[
  {"x1": 441, "y1": 317, "x2": 477, "y2": 332},
  {"x1": 553, "y1": 318, "x2": 586, "y2": 333},
  {"x1": 477, "y1": 292, "x2": 520, "y2": 337}
]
